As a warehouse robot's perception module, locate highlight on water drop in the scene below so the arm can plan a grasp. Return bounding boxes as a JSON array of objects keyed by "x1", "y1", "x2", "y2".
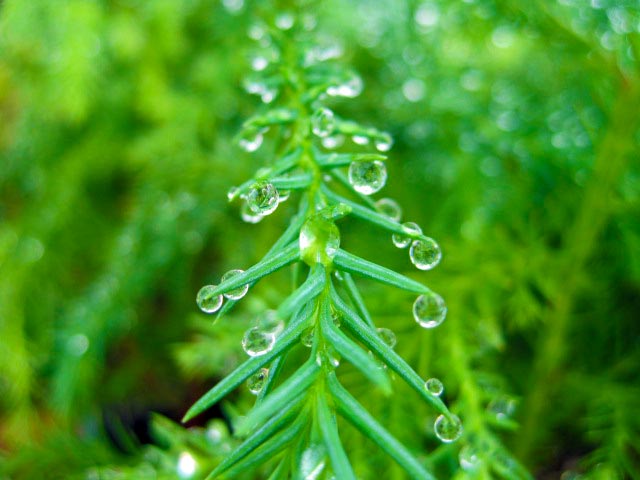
[
  {"x1": 425, "y1": 377, "x2": 444, "y2": 396},
  {"x1": 376, "y1": 327, "x2": 397, "y2": 349},
  {"x1": 311, "y1": 108, "x2": 335, "y2": 138},
  {"x1": 348, "y1": 160, "x2": 387, "y2": 195},
  {"x1": 413, "y1": 291, "x2": 447, "y2": 328},
  {"x1": 409, "y1": 237, "x2": 442, "y2": 270},
  {"x1": 196, "y1": 285, "x2": 223, "y2": 314},
  {"x1": 220, "y1": 269, "x2": 249, "y2": 300},
  {"x1": 375, "y1": 198, "x2": 402, "y2": 222},
  {"x1": 242, "y1": 327, "x2": 276, "y2": 356},
  {"x1": 247, "y1": 368, "x2": 269, "y2": 394},
  {"x1": 392, "y1": 221, "x2": 422, "y2": 248},
  {"x1": 246, "y1": 182, "x2": 279, "y2": 216},
  {"x1": 434, "y1": 414, "x2": 463, "y2": 443}
]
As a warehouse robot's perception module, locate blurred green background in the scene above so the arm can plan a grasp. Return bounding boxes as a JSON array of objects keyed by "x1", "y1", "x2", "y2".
[{"x1": 1, "y1": 0, "x2": 639, "y2": 478}]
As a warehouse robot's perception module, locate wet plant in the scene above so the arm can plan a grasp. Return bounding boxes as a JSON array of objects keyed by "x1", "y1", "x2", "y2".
[{"x1": 182, "y1": 12, "x2": 465, "y2": 479}]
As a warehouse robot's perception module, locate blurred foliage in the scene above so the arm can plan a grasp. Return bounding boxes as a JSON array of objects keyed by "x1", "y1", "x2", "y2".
[{"x1": 0, "y1": 0, "x2": 639, "y2": 478}]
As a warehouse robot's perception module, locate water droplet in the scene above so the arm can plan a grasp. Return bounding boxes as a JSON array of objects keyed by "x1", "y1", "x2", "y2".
[
  {"x1": 205, "y1": 420, "x2": 229, "y2": 445},
  {"x1": 299, "y1": 215, "x2": 340, "y2": 266},
  {"x1": 351, "y1": 134, "x2": 370, "y2": 145},
  {"x1": 375, "y1": 198, "x2": 402, "y2": 222},
  {"x1": 242, "y1": 327, "x2": 276, "y2": 356},
  {"x1": 434, "y1": 414, "x2": 463, "y2": 443},
  {"x1": 300, "y1": 444, "x2": 326, "y2": 480},
  {"x1": 321, "y1": 134, "x2": 345, "y2": 149},
  {"x1": 376, "y1": 328, "x2": 397, "y2": 349},
  {"x1": 247, "y1": 368, "x2": 269, "y2": 394},
  {"x1": 250, "y1": 55, "x2": 269, "y2": 71},
  {"x1": 487, "y1": 395, "x2": 516, "y2": 420},
  {"x1": 177, "y1": 451, "x2": 197, "y2": 478},
  {"x1": 348, "y1": 160, "x2": 387, "y2": 195},
  {"x1": 392, "y1": 222, "x2": 422, "y2": 248},
  {"x1": 375, "y1": 132, "x2": 393, "y2": 152},
  {"x1": 409, "y1": 238, "x2": 442, "y2": 270},
  {"x1": 368, "y1": 350, "x2": 387, "y2": 370},
  {"x1": 413, "y1": 292, "x2": 447, "y2": 328},
  {"x1": 278, "y1": 190, "x2": 291, "y2": 203},
  {"x1": 197, "y1": 285, "x2": 223, "y2": 313},
  {"x1": 459, "y1": 445, "x2": 481, "y2": 471},
  {"x1": 275, "y1": 12, "x2": 294, "y2": 30},
  {"x1": 327, "y1": 75, "x2": 363, "y2": 98},
  {"x1": 425, "y1": 378, "x2": 444, "y2": 396},
  {"x1": 330, "y1": 307, "x2": 342, "y2": 327},
  {"x1": 247, "y1": 183, "x2": 279, "y2": 216},
  {"x1": 221, "y1": 269, "x2": 249, "y2": 300},
  {"x1": 311, "y1": 108, "x2": 335, "y2": 138},
  {"x1": 238, "y1": 127, "x2": 264, "y2": 152},
  {"x1": 301, "y1": 327, "x2": 315, "y2": 347},
  {"x1": 241, "y1": 201, "x2": 263, "y2": 223},
  {"x1": 227, "y1": 186, "x2": 239, "y2": 201},
  {"x1": 257, "y1": 310, "x2": 284, "y2": 336}
]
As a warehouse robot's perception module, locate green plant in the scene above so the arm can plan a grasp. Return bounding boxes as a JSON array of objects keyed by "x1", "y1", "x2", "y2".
[{"x1": 179, "y1": 11, "x2": 528, "y2": 479}]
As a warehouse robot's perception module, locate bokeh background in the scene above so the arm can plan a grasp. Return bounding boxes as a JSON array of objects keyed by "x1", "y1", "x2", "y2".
[{"x1": 1, "y1": 0, "x2": 639, "y2": 478}]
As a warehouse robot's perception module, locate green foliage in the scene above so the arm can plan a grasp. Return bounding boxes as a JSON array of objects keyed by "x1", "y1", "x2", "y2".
[{"x1": 1, "y1": 0, "x2": 639, "y2": 479}]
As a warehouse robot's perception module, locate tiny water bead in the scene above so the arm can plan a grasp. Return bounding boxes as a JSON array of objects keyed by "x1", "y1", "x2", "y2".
[
  {"x1": 238, "y1": 127, "x2": 264, "y2": 152},
  {"x1": 221, "y1": 269, "x2": 249, "y2": 300},
  {"x1": 376, "y1": 327, "x2": 397, "y2": 349},
  {"x1": 392, "y1": 222, "x2": 422, "y2": 248},
  {"x1": 374, "y1": 132, "x2": 393, "y2": 152},
  {"x1": 425, "y1": 378, "x2": 444, "y2": 396},
  {"x1": 409, "y1": 237, "x2": 442, "y2": 270},
  {"x1": 299, "y1": 215, "x2": 340, "y2": 266},
  {"x1": 242, "y1": 327, "x2": 276, "y2": 356},
  {"x1": 196, "y1": 285, "x2": 223, "y2": 313},
  {"x1": 487, "y1": 395, "x2": 516, "y2": 420},
  {"x1": 348, "y1": 160, "x2": 387, "y2": 195},
  {"x1": 247, "y1": 368, "x2": 269, "y2": 394},
  {"x1": 227, "y1": 186, "x2": 239, "y2": 201},
  {"x1": 311, "y1": 108, "x2": 335, "y2": 138},
  {"x1": 434, "y1": 414, "x2": 463, "y2": 443},
  {"x1": 301, "y1": 326, "x2": 315, "y2": 347},
  {"x1": 246, "y1": 182, "x2": 279, "y2": 216},
  {"x1": 241, "y1": 201, "x2": 263, "y2": 224},
  {"x1": 351, "y1": 134, "x2": 370, "y2": 145},
  {"x1": 375, "y1": 198, "x2": 402, "y2": 222},
  {"x1": 459, "y1": 445, "x2": 481, "y2": 471},
  {"x1": 413, "y1": 291, "x2": 447, "y2": 328}
]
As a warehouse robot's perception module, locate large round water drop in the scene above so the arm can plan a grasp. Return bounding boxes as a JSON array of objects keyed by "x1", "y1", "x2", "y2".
[
  {"x1": 242, "y1": 327, "x2": 276, "y2": 356},
  {"x1": 196, "y1": 285, "x2": 223, "y2": 313},
  {"x1": 247, "y1": 368, "x2": 269, "y2": 394},
  {"x1": 348, "y1": 160, "x2": 387, "y2": 195},
  {"x1": 299, "y1": 215, "x2": 340, "y2": 266},
  {"x1": 413, "y1": 292, "x2": 447, "y2": 328},
  {"x1": 409, "y1": 237, "x2": 442, "y2": 270},
  {"x1": 221, "y1": 269, "x2": 249, "y2": 300},
  {"x1": 425, "y1": 378, "x2": 444, "y2": 396},
  {"x1": 434, "y1": 414, "x2": 463, "y2": 443},
  {"x1": 375, "y1": 198, "x2": 402, "y2": 222},
  {"x1": 311, "y1": 108, "x2": 335, "y2": 138},
  {"x1": 247, "y1": 183, "x2": 279, "y2": 216}
]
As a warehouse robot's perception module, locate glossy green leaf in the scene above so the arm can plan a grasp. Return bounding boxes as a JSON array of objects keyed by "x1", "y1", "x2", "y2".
[
  {"x1": 182, "y1": 308, "x2": 309, "y2": 422},
  {"x1": 338, "y1": 271, "x2": 375, "y2": 328},
  {"x1": 320, "y1": 299, "x2": 391, "y2": 394},
  {"x1": 315, "y1": 389, "x2": 357, "y2": 480},
  {"x1": 205, "y1": 242, "x2": 299, "y2": 298},
  {"x1": 327, "y1": 373, "x2": 436, "y2": 480},
  {"x1": 276, "y1": 265, "x2": 325, "y2": 320},
  {"x1": 210, "y1": 413, "x2": 308, "y2": 480},
  {"x1": 270, "y1": 173, "x2": 313, "y2": 190},
  {"x1": 333, "y1": 249, "x2": 430, "y2": 294},
  {"x1": 207, "y1": 396, "x2": 303, "y2": 478}
]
